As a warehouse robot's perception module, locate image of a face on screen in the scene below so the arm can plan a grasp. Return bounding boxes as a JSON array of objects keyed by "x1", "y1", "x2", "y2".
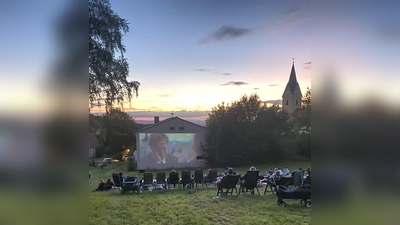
[{"x1": 138, "y1": 133, "x2": 202, "y2": 166}]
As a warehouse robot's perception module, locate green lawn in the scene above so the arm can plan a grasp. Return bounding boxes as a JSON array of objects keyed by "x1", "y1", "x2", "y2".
[{"x1": 89, "y1": 162, "x2": 311, "y2": 225}]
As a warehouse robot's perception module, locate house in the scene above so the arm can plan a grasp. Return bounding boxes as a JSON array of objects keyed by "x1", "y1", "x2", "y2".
[{"x1": 136, "y1": 116, "x2": 206, "y2": 170}]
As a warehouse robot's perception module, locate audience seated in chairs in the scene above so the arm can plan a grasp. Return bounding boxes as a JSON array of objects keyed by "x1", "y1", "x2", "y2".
[
  {"x1": 217, "y1": 167, "x2": 234, "y2": 191},
  {"x1": 204, "y1": 169, "x2": 218, "y2": 187},
  {"x1": 282, "y1": 167, "x2": 291, "y2": 177},
  {"x1": 193, "y1": 168, "x2": 204, "y2": 188},
  {"x1": 266, "y1": 168, "x2": 274, "y2": 177},
  {"x1": 303, "y1": 170, "x2": 311, "y2": 186},
  {"x1": 181, "y1": 170, "x2": 193, "y2": 189},
  {"x1": 239, "y1": 166, "x2": 263, "y2": 195},
  {"x1": 167, "y1": 169, "x2": 180, "y2": 189},
  {"x1": 217, "y1": 167, "x2": 240, "y2": 196}
]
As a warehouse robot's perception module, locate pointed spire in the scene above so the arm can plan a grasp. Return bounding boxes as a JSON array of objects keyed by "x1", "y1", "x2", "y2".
[{"x1": 288, "y1": 62, "x2": 298, "y2": 94}]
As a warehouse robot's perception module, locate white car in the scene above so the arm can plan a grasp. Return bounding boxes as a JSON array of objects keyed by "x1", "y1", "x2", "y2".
[{"x1": 101, "y1": 158, "x2": 119, "y2": 163}]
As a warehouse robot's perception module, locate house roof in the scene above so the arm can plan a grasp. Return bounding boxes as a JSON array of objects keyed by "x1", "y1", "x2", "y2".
[
  {"x1": 138, "y1": 117, "x2": 205, "y2": 132},
  {"x1": 287, "y1": 63, "x2": 299, "y2": 94}
]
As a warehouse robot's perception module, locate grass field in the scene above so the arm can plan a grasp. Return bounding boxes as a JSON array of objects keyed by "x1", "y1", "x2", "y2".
[{"x1": 89, "y1": 162, "x2": 311, "y2": 225}]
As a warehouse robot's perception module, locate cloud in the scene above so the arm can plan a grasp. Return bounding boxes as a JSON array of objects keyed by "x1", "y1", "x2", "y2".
[
  {"x1": 270, "y1": 3, "x2": 310, "y2": 33},
  {"x1": 195, "y1": 69, "x2": 232, "y2": 75},
  {"x1": 281, "y1": 6, "x2": 302, "y2": 18},
  {"x1": 220, "y1": 81, "x2": 249, "y2": 86},
  {"x1": 199, "y1": 25, "x2": 252, "y2": 44},
  {"x1": 304, "y1": 62, "x2": 311, "y2": 64},
  {"x1": 253, "y1": 88, "x2": 259, "y2": 90},
  {"x1": 303, "y1": 65, "x2": 311, "y2": 70},
  {"x1": 194, "y1": 69, "x2": 212, "y2": 72},
  {"x1": 158, "y1": 94, "x2": 171, "y2": 97},
  {"x1": 264, "y1": 100, "x2": 282, "y2": 104},
  {"x1": 215, "y1": 72, "x2": 232, "y2": 76},
  {"x1": 268, "y1": 84, "x2": 279, "y2": 87}
]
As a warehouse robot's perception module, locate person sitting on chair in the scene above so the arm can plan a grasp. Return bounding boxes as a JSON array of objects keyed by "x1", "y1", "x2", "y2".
[
  {"x1": 167, "y1": 169, "x2": 179, "y2": 188},
  {"x1": 203, "y1": 169, "x2": 211, "y2": 183},
  {"x1": 217, "y1": 167, "x2": 234, "y2": 193},
  {"x1": 240, "y1": 166, "x2": 264, "y2": 194}
]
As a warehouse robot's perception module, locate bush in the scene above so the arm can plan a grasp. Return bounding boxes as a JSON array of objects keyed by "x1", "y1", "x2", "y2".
[{"x1": 126, "y1": 156, "x2": 137, "y2": 172}]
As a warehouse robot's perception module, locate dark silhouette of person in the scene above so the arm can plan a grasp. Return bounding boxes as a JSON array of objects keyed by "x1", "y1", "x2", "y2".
[
  {"x1": 105, "y1": 179, "x2": 114, "y2": 190},
  {"x1": 140, "y1": 133, "x2": 179, "y2": 167},
  {"x1": 93, "y1": 179, "x2": 105, "y2": 191}
]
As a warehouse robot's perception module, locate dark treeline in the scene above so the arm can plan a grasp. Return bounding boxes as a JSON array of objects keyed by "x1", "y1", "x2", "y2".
[{"x1": 201, "y1": 91, "x2": 311, "y2": 167}]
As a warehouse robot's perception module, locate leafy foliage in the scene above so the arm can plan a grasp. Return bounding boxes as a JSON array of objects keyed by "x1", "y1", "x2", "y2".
[
  {"x1": 89, "y1": 0, "x2": 140, "y2": 110},
  {"x1": 96, "y1": 109, "x2": 138, "y2": 158},
  {"x1": 293, "y1": 88, "x2": 311, "y2": 157},
  {"x1": 201, "y1": 94, "x2": 293, "y2": 167}
]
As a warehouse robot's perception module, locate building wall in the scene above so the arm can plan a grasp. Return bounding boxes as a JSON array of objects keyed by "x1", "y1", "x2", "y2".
[
  {"x1": 136, "y1": 118, "x2": 206, "y2": 170},
  {"x1": 282, "y1": 86, "x2": 302, "y2": 114}
]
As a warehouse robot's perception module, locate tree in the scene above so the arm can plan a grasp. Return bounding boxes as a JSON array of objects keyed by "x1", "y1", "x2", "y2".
[
  {"x1": 89, "y1": 0, "x2": 140, "y2": 110},
  {"x1": 294, "y1": 87, "x2": 311, "y2": 133},
  {"x1": 201, "y1": 94, "x2": 292, "y2": 167},
  {"x1": 293, "y1": 88, "x2": 311, "y2": 157},
  {"x1": 96, "y1": 109, "x2": 138, "y2": 158}
]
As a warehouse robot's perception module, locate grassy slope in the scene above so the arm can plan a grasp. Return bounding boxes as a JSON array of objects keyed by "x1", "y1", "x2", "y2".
[{"x1": 89, "y1": 162, "x2": 311, "y2": 225}]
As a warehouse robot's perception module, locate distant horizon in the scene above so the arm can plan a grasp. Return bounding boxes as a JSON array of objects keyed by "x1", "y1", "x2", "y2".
[
  {"x1": 90, "y1": 100, "x2": 283, "y2": 127},
  {"x1": 90, "y1": 111, "x2": 209, "y2": 127}
]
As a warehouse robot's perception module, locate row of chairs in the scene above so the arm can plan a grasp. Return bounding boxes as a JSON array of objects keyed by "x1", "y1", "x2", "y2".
[
  {"x1": 217, "y1": 170, "x2": 262, "y2": 197},
  {"x1": 112, "y1": 169, "x2": 220, "y2": 194}
]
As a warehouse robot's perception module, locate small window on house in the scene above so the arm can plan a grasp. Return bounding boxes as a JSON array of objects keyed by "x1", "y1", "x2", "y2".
[
  {"x1": 169, "y1": 127, "x2": 175, "y2": 131},
  {"x1": 286, "y1": 100, "x2": 289, "y2": 105},
  {"x1": 179, "y1": 127, "x2": 185, "y2": 131},
  {"x1": 296, "y1": 100, "x2": 298, "y2": 105}
]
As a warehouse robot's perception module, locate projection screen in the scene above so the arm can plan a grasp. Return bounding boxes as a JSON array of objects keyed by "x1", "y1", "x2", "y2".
[{"x1": 137, "y1": 133, "x2": 204, "y2": 168}]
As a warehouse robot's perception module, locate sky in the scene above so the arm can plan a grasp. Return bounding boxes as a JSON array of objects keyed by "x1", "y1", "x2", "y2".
[
  {"x1": 88, "y1": 0, "x2": 314, "y2": 124},
  {"x1": 1, "y1": 0, "x2": 399, "y2": 125}
]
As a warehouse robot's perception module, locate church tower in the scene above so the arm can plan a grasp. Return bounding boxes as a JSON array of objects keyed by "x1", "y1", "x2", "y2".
[{"x1": 282, "y1": 61, "x2": 302, "y2": 114}]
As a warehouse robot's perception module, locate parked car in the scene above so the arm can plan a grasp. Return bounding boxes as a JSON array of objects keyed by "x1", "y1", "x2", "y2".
[{"x1": 102, "y1": 158, "x2": 112, "y2": 163}]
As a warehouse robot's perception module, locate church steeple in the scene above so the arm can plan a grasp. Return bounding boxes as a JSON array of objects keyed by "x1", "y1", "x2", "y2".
[
  {"x1": 282, "y1": 61, "x2": 302, "y2": 114},
  {"x1": 287, "y1": 63, "x2": 298, "y2": 94}
]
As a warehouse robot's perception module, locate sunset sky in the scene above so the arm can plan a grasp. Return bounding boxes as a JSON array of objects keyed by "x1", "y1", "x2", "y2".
[
  {"x1": 1, "y1": 0, "x2": 399, "y2": 125},
  {"x1": 88, "y1": 0, "x2": 313, "y2": 123}
]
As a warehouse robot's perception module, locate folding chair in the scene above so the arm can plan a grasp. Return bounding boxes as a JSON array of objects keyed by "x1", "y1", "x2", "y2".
[
  {"x1": 217, "y1": 175, "x2": 240, "y2": 197},
  {"x1": 155, "y1": 172, "x2": 167, "y2": 191},
  {"x1": 193, "y1": 169, "x2": 204, "y2": 188},
  {"x1": 112, "y1": 173, "x2": 122, "y2": 192},
  {"x1": 140, "y1": 173, "x2": 154, "y2": 192},
  {"x1": 205, "y1": 170, "x2": 218, "y2": 187},
  {"x1": 121, "y1": 175, "x2": 140, "y2": 194},
  {"x1": 239, "y1": 170, "x2": 261, "y2": 196},
  {"x1": 180, "y1": 170, "x2": 193, "y2": 189},
  {"x1": 167, "y1": 171, "x2": 180, "y2": 189}
]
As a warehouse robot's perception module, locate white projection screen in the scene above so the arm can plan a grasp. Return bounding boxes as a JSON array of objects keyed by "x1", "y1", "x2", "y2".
[{"x1": 137, "y1": 133, "x2": 205, "y2": 169}]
